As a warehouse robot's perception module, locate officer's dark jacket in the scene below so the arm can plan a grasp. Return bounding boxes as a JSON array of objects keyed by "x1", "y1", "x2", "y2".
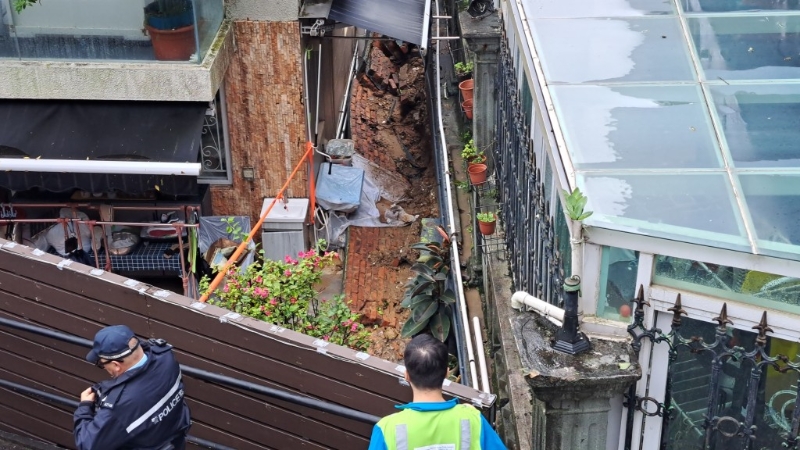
[{"x1": 73, "y1": 339, "x2": 191, "y2": 450}]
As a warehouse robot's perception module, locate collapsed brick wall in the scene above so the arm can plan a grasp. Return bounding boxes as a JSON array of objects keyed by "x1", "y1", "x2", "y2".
[{"x1": 210, "y1": 20, "x2": 308, "y2": 221}]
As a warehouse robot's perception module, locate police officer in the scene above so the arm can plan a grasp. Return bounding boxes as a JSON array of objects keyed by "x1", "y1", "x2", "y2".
[
  {"x1": 74, "y1": 325, "x2": 191, "y2": 450},
  {"x1": 368, "y1": 334, "x2": 507, "y2": 450}
]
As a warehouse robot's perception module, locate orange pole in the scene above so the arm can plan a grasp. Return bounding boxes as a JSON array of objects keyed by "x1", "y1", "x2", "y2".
[{"x1": 199, "y1": 142, "x2": 315, "y2": 303}]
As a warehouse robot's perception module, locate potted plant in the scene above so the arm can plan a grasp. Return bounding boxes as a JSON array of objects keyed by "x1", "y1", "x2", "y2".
[
  {"x1": 476, "y1": 212, "x2": 496, "y2": 235},
  {"x1": 461, "y1": 139, "x2": 485, "y2": 166},
  {"x1": 144, "y1": 0, "x2": 197, "y2": 61},
  {"x1": 454, "y1": 61, "x2": 473, "y2": 82},
  {"x1": 401, "y1": 227, "x2": 457, "y2": 352}
]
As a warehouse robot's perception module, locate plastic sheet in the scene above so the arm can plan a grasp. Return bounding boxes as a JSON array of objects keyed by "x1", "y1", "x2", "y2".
[
  {"x1": 315, "y1": 163, "x2": 365, "y2": 213},
  {"x1": 198, "y1": 216, "x2": 256, "y2": 272}
]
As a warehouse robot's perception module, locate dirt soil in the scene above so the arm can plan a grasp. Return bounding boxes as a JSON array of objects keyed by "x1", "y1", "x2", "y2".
[{"x1": 348, "y1": 39, "x2": 439, "y2": 362}]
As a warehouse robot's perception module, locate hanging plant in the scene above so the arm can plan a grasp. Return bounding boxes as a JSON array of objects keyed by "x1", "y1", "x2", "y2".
[{"x1": 400, "y1": 227, "x2": 457, "y2": 342}]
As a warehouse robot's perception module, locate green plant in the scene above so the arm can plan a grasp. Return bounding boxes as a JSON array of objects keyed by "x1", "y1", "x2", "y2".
[
  {"x1": 200, "y1": 249, "x2": 370, "y2": 350},
  {"x1": 461, "y1": 139, "x2": 483, "y2": 164},
  {"x1": 461, "y1": 130, "x2": 472, "y2": 143},
  {"x1": 454, "y1": 61, "x2": 474, "y2": 76},
  {"x1": 477, "y1": 212, "x2": 496, "y2": 223},
  {"x1": 454, "y1": 180, "x2": 470, "y2": 191},
  {"x1": 315, "y1": 238, "x2": 328, "y2": 253},
  {"x1": 563, "y1": 187, "x2": 593, "y2": 221},
  {"x1": 13, "y1": 0, "x2": 37, "y2": 12},
  {"x1": 400, "y1": 227, "x2": 456, "y2": 342},
  {"x1": 482, "y1": 188, "x2": 498, "y2": 200},
  {"x1": 222, "y1": 217, "x2": 249, "y2": 243}
]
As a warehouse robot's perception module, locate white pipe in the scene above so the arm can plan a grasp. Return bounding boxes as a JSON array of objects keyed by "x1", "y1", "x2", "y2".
[
  {"x1": 0, "y1": 159, "x2": 201, "y2": 176},
  {"x1": 336, "y1": 29, "x2": 360, "y2": 139},
  {"x1": 472, "y1": 316, "x2": 491, "y2": 394},
  {"x1": 303, "y1": 44, "x2": 314, "y2": 142},
  {"x1": 511, "y1": 291, "x2": 565, "y2": 323},
  {"x1": 433, "y1": 0, "x2": 480, "y2": 391},
  {"x1": 315, "y1": 42, "x2": 323, "y2": 139}
]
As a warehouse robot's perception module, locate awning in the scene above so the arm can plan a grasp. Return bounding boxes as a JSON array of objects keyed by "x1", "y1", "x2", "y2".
[
  {"x1": 0, "y1": 100, "x2": 206, "y2": 196},
  {"x1": 328, "y1": 0, "x2": 431, "y2": 47}
]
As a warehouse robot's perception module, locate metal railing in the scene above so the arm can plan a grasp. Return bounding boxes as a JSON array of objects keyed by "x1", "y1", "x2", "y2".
[{"x1": 0, "y1": 316, "x2": 381, "y2": 425}]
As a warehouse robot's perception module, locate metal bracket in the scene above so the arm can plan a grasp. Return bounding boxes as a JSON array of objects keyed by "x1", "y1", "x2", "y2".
[{"x1": 301, "y1": 19, "x2": 335, "y2": 37}]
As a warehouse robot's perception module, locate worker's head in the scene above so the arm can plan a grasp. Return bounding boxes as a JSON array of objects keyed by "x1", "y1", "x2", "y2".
[
  {"x1": 403, "y1": 334, "x2": 449, "y2": 391},
  {"x1": 86, "y1": 325, "x2": 144, "y2": 378}
]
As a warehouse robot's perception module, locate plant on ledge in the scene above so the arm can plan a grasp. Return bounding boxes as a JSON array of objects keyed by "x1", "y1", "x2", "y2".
[
  {"x1": 454, "y1": 61, "x2": 474, "y2": 77},
  {"x1": 400, "y1": 227, "x2": 456, "y2": 342},
  {"x1": 13, "y1": 0, "x2": 38, "y2": 12},
  {"x1": 199, "y1": 249, "x2": 370, "y2": 351},
  {"x1": 476, "y1": 211, "x2": 497, "y2": 236},
  {"x1": 461, "y1": 139, "x2": 484, "y2": 165}
]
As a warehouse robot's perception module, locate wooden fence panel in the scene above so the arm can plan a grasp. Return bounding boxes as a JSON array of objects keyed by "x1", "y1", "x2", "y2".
[{"x1": 0, "y1": 239, "x2": 495, "y2": 449}]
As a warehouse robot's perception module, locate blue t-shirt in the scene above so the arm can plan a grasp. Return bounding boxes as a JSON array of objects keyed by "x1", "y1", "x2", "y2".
[{"x1": 367, "y1": 398, "x2": 507, "y2": 450}]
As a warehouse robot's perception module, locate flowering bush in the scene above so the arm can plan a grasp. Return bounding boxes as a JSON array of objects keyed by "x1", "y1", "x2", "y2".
[{"x1": 199, "y1": 249, "x2": 371, "y2": 351}]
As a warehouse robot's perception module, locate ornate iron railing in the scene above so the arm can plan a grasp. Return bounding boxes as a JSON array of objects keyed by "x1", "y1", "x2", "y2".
[
  {"x1": 625, "y1": 286, "x2": 800, "y2": 450},
  {"x1": 199, "y1": 91, "x2": 231, "y2": 183},
  {"x1": 494, "y1": 36, "x2": 565, "y2": 306}
]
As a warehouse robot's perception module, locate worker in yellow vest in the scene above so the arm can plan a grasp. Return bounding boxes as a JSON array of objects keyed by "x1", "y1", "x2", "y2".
[{"x1": 368, "y1": 334, "x2": 507, "y2": 450}]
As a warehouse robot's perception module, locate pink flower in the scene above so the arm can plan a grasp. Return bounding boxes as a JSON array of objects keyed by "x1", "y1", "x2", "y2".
[
  {"x1": 222, "y1": 285, "x2": 229, "y2": 293},
  {"x1": 265, "y1": 310, "x2": 272, "y2": 317},
  {"x1": 351, "y1": 323, "x2": 359, "y2": 332},
  {"x1": 323, "y1": 335, "x2": 330, "y2": 341},
  {"x1": 270, "y1": 298, "x2": 278, "y2": 306},
  {"x1": 284, "y1": 255, "x2": 293, "y2": 263},
  {"x1": 290, "y1": 297, "x2": 297, "y2": 304},
  {"x1": 298, "y1": 250, "x2": 306, "y2": 258},
  {"x1": 255, "y1": 276, "x2": 263, "y2": 283},
  {"x1": 284, "y1": 270, "x2": 292, "y2": 277}
]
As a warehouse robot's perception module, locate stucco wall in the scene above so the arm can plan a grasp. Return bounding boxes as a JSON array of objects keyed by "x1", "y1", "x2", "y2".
[
  {"x1": 228, "y1": 0, "x2": 300, "y2": 21},
  {"x1": 210, "y1": 20, "x2": 308, "y2": 221}
]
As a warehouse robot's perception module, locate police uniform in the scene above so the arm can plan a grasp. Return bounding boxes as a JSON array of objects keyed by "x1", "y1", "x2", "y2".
[{"x1": 74, "y1": 326, "x2": 191, "y2": 450}]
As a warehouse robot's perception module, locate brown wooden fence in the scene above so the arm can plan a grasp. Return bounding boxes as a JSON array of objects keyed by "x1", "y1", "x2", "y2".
[{"x1": 0, "y1": 238, "x2": 495, "y2": 449}]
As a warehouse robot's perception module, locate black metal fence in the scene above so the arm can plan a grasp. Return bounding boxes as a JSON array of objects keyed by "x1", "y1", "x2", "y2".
[
  {"x1": 625, "y1": 287, "x2": 800, "y2": 450},
  {"x1": 493, "y1": 36, "x2": 565, "y2": 306}
]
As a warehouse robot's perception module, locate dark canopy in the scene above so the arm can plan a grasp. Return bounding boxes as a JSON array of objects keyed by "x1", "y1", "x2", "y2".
[{"x1": 0, "y1": 99, "x2": 206, "y2": 196}]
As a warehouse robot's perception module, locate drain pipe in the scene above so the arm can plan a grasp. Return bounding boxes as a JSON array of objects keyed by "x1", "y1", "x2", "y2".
[
  {"x1": 472, "y1": 316, "x2": 491, "y2": 393},
  {"x1": 511, "y1": 291, "x2": 565, "y2": 326},
  {"x1": 434, "y1": 0, "x2": 480, "y2": 390},
  {"x1": 336, "y1": 30, "x2": 361, "y2": 139}
]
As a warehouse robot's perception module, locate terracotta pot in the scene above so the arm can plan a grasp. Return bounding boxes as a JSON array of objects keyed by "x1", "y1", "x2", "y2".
[
  {"x1": 462, "y1": 98, "x2": 473, "y2": 120},
  {"x1": 146, "y1": 24, "x2": 196, "y2": 61},
  {"x1": 468, "y1": 163, "x2": 487, "y2": 185},
  {"x1": 478, "y1": 219, "x2": 496, "y2": 236},
  {"x1": 458, "y1": 79, "x2": 474, "y2": 102}
]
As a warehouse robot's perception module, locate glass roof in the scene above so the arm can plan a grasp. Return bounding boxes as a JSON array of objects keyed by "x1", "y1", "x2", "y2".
[{"x1": 521, "y1": 0, "x2": 800, "y2": 260}]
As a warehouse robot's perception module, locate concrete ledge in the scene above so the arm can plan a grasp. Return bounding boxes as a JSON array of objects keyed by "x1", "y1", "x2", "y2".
[{"x1": 0, "y1": 20, "x2": 234, "y2": 102}]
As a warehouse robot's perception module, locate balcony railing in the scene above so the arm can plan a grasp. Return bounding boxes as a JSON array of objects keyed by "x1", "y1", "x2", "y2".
[{"x1": 0, "y1": 0, "x2": 223, "y2": 64}]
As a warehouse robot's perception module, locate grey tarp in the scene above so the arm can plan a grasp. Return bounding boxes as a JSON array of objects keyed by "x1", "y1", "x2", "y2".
[{"x1": 328, "y1": 0, "x2": 428, "y2": 45}]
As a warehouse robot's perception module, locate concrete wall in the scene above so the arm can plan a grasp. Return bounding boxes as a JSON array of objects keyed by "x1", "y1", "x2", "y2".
[{"x1": 209, "y1": 20, "x2": 308, "y2": 220}]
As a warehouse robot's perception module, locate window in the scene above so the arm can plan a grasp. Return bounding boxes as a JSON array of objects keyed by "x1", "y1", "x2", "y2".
[
  {"x1": 597, "y1": 246, "x2": 639, "y2": 321},
  {"x1": 198, "y1": 85, "x2": 232, "y2": 184}
]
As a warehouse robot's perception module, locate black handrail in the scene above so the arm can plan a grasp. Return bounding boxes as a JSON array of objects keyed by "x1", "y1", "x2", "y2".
[
  {"x1": 0, "y1": 379, "x2": 234, "y2": 450},
  {"x1": 0, "y1": 317, "x2": 381, "y2": 424}
]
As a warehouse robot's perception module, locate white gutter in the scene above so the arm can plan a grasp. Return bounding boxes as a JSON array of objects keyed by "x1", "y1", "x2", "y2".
[
  {"x1": 336, "y1": 28, "x2": 360, "y2": 139},
  {"x1": 0, "y1": 159, "x2": 201, "y2": 176},
  {"x1": 433, "y1": 0, "x2": 480, "y2": 391},
  {"x1": 511, "y1": 291, "x2": 565, "y2": 326},
  {"x1": 472, "y1": 316, "x2": 491, "y2": 394}
]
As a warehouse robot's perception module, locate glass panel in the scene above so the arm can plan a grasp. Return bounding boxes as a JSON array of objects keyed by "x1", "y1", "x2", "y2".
[
  {"x1": 687, "y1": 15, "x2": 800, "y2": 81},
  {"x1": 710, "y1": 84, "x2": 800, "y2": 168},
  {"x1": 577, "y1": 173, "x2": 751, "y2": 250},
  {"x1": 681, "y1": 0, "x2": 800, "y2": 12},
  {"x1": 0, "y1": 0, "x2": 223, "y2": 63},
  {"x1": 664, "y1": 315, "x2": 800, "y2": 450},
  {"x1": 194, "y1": 0, "x2": 224, "y2": 61},
  {"x1": 597, "y1": 246, "x2": 639, "y2": 321},
  {"x1": 551, "y1": 85, "x2": 723, "y2": 169},
  {"x1": 521, "y1": 0, "x2": 676, "y2": 17},
  {"x1": 654, "y1": 255, "x2": 800, "y2": 314},
  {"x1": 521, "y1": 77, "x2": 533, "y2": 126},
  {"x1": 739, "y1": 174, "x2": 800, "y2": 257},
  {"x1": 532, "y1": 18, "x2": 695, "y2": 83}
]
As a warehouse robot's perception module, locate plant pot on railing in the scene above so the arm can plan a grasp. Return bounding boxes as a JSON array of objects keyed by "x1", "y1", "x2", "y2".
[
  {"x1": 468, "y1": 163, "x2": 487, "y2": 185},
  {"x1": 458, "y1": 79, "x2": 474, "y2": 102},
  {"x1": 476, "y1": 212, "x2": 496, "y2": 236},
  {"x1": 145, "y1": 0, "x2": 196, "y2": 61},
  {"x1": 462, "y1": 98, "x2": 474, "y2": 120}
]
